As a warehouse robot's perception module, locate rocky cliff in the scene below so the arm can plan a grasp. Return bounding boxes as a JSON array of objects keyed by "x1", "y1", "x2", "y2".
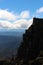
[{"x1": 15, "y1": 18, "x2": 43, "y2": 65}]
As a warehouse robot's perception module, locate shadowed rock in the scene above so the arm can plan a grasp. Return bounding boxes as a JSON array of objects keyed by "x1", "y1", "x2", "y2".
[{"x1": 15, "y1": 18, "x2": 43, "y2": 65}]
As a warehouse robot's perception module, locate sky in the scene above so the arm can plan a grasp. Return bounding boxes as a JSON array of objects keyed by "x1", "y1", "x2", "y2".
[{"x1": 0, "y1": 0, "x2": 43, "y2": 30}]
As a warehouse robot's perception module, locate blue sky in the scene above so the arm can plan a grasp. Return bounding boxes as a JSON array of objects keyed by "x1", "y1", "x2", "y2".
[{"x1": 0, "y1": 0, "x2": 43, "y2": 30}]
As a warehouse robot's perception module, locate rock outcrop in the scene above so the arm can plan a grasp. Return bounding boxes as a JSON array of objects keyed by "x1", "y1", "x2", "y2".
[{"x1": 15, "y1": 18, "x2": 43, "y2": 65}]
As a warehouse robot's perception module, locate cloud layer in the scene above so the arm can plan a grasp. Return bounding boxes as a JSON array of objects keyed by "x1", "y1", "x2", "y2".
[
  {"x1": 0, "y1": 7, "x2": 43, "y2": 30},
  {"x1": 0, "y1": 19, "x2": 33, "y2": 29},
  {"x1": 0, "y1": 9, "x2": 32, "y2": 29}
]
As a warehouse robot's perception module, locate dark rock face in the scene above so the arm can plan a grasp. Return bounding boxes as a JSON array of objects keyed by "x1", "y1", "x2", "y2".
[{"x1": 15, "y1": 18, "x2": 43, "y2": 65}]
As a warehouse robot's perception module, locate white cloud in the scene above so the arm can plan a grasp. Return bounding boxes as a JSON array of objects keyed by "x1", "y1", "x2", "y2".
[
  {"x1": 36, "y1": 7, "x2": 43, "y2": 13},
  {"x1": 0, "y1": 7, "x2": 43, "y2": 30},
  {"x1": 13, "y1": 19, "x2": 29, "y2": 29},
  {"x1": 0, "y1": 9, "x2": 18, "y2": 21},
  {"x1": 11, "y1": 19, "x2": 33, "y2": 29},
  {"x1": 0, "y1": 9, "x2": 30, "y2": 22},
  {"x1": 20, "y1": 11, "x2": 30, "y2": 19},
  {"x1": 0, "y1": 9, "x2": 32, "y2": 29},
  {"x1": 0, "y1": 20, "x2": 13, "y2": 29},
  {"x1": 0, "y1": 19, "x2": 33, "y2": 29}
]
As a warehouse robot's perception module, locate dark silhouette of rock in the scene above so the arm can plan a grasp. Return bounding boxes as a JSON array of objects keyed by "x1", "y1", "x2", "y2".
[
  {"x1": 0, "y1": 18, "x2": 43, "y2": 65},
  {"x1": 15, "y1": 18, "x2": 43, "y2": 65}
]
